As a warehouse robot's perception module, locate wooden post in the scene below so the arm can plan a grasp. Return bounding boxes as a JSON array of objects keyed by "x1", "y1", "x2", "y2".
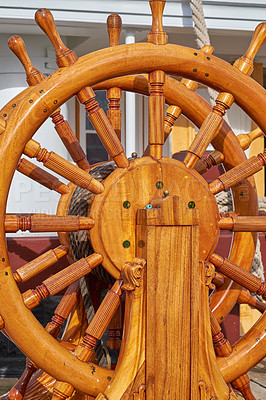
[{"x1": 136, "y1": 196, "x2": 236, "y2": 400}]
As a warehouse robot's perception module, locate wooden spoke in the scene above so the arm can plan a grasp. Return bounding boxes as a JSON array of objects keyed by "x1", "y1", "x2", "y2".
[
  {"x1": 147, "y1": 0, "x2": 168, "y2": 45},
  {"x1": 194, "y1": 150, "x2": 224, "y2": 175},
  {"x1": 8, "y1": 35, "x2": 44, "y2": 86},
  {"x1": 212, "y1": 271, "x2": 225, "y2": 288},
  {"x1": 22, "y1": 253, "x2": 102, "y2": 309},
  {"x1": 46, "y1": 281, "x2": 81, "y2": 337},
  {"x1": 8, "y1": 282, "x2": 80, "y2": 400},
  {"x1": 107, "y1": 14, "x2": 122, "y2": 140},
  {"x1": 209, "y1": 253, "x2": 266, "y2": 300},
  {"x1": 143, "y1": 44, "x2": 214, "y2": 157},
  {"x1": 184, "y1": 108, "x2": 225, "y2": 169},
  {"x1": 0, "y1": 254, "x2": 102, "y2": 329},
  {"x1": 23, "y1": 139, "x2": 103, "y2": 193},
  {"x1": 184, "y1": 22, "x2": 266, "y2": 169},
  {"x1": 219, "y1": 214, "x2": 266, "y2": 232},
  {"x1": 209, "y1": 310, "x2": 232, "y2": 357},
  {"x1": 107, "y1": 305, "x2": 122, "y2": 354},
  {"x1": 52, "y1": 279, "x2": 123, "y2": 400},
  {"x1": 13, "y1": 244, "x2": 68, "y2": 284},
  {"x1": 9, "y1": 35, "x2": 90, "y2": 171},
  {"x1": 35, "y1": 8, "x2": 128, "y2": 169},
  {"x1": 148, "y1": 70, "x2": 165, "y2": 159},
  {"x1": 231, "y1": 374, "x2": 256, "y2": 400},
  {"x1": 237, "y1": 288, "x2": 266, "y2": 313},
  {"x1": 5, "y1": 214, "x2": 94, "y2": 233},
  {"x1": 147, "y1": 1, "x2": 167, "y2": 160},
  {"x1": 17, "y1": 158, "x2": 69, "y2": 195},
  {"x1": 209, "y1": 151, "x2": 266, "y2": 195},
  {"x1": 51, "y1": 110, "x2": 90, "y2": 171},
  {"x1": 82, "y1": 88, "x2": 128, "y2": 167},
  {"x1": 237, "y1": 127, "x2": 263, "y2": 151}
]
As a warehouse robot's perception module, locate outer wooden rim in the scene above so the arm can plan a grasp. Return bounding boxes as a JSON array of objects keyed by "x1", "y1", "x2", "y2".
[{"x1": 0, "y1": 44, "x2": 264, "y2": 392}]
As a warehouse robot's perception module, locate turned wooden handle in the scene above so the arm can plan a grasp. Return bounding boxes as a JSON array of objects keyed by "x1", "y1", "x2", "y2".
[
  {"x1": 237, "y1": 127, "x2": 263, "y2": 150},
  {"x1": 74, "y1": 280, "x2": 123, "y2": 361},
  {"x1": 22, "y1": 253, "x2": 102, "y2": 309},
  {"x1": 5, "y1": 214, "x2": 94, "y2": 233},
  {"x1": 147, "y1": 0, "x2": 167, "y2": 44},
  {"x1": 86, "y1": 280, "x2": 122, "y2": 340},
  {"x1": 219, "y1": 215, "x2": 266, "y2": 232},
  {"x1": 17, "y1": 158, "x2": 69, "y2": 194},
  {"x1": 238, "y1": 289, "x2": 266, "y2": 313},
  {"x1": 54, "y1": 281, "x2": 80, "y2": 320},
  {"x1": 51, "y1": 111, "x2": 90, "y2": 171},
  {"x1": 184, "y1": 112, "x2": 223, "y2": 168},
  {"x1": 234, "y1": 23, "x2": 266, "y2": 75},
  {"x1": 24, "y1": 139, "x2": 103, "y2": 193},
  {"x1": 14, "y1": 245, "x2": 68, "y2": 284},
  {"x1": 107, "y1": 14, "x2": 122, "y2": 47},
  {"x1": 43, "y1": 254, "x2": 102, "y2": 296},
  {"x1": 35, "y1": 8, "x2": 77, "y2": 67},
  {"x1": 209, "y1": 253, "x2": 266, "y2": 300},
  {"x1": 8, "y1": 35, "x2": 44, "y2": 85},
  {"x1": 209, "y1": 154, "x2": 265, "y2": 195}
]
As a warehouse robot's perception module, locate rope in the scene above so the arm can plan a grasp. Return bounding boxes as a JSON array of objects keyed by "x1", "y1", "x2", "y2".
[
  {"x1": 69, "y1": 161, "x2": 117, "y2": 285},
  {"x1": 189, "y1": 0, "x2": 265, "y2": 297},
  {"x1": 189, "y1": 0, "x2": 226, "y2": 113},
  {"x1": 68, "y1": 162, "x2": 118, "y2": 368}
]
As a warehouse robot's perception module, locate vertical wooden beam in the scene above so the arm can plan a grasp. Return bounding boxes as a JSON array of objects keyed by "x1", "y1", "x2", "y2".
[{"x1": 136, "y1": 196, "x2": 199, "y2": 399}]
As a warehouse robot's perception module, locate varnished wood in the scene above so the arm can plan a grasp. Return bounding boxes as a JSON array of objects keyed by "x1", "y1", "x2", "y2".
[
  {"x1": 5, "y1": 282, "x2": 81, "y2": 400},
  {"x1": 147, "y1": 0, "x2": 167, "y2": 45},
  {"x1": 209, "y1": 253, "x2": 266, "y2": 300},
  {"x1": 209, "y1": 151, "x2": 266, "y2": 194},
  {"x1": 219, "y1": 214, "x2": 266, "y2": 231},
  {"x1": 107, "y1": 14, "x2": 122, "y2": 141},
  {"x1": 24, "y1": 139, "x2": 103, "y2": 193},
  {"x1": 237, "y1": 127, "x2": 263, "y2": 150},
  {"x1": 5, "y1": 214, "x2": 94, "y2": 233},
  {"x1": 17, "y1": 158, "x2": 69, "y2": 195},
  {"x1": 9, "y1": 35, "x2": 90, "y2": 171},
  {"x1": 231, "y1": 374, "x2": 256, "y2": 400},
  {"x1": 238, "y1": 288, "x2": 266, "y2": 313},
  {"x1": 51, "y1": 279, "x2": 124, "y2": 400},
  {"x1": 194, "y1": 150, "x2": 224, "y2": 175},
  {"x1": 184, "y1": 22, "x2": 266, "y2": 169},
  {"x1": 35, "y1": 8, "x2": 128, "y2": 169},
  {"x1": 21, "y1": 253, "x2": 102, "y2": 310},
  {"x1": 0, "y1": 12, "x2": 266, "y2": 396},
  {"x1": 13, "y1": 245, "x2": 68, "y2": 284},
  {"x1": 148, "y1": 70, "x2": 165, "y2": 159}
]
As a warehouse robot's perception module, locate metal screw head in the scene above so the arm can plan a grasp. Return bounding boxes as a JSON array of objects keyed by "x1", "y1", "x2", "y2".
[
  {"x1": 163, "y1": 189, "x2": 169, "y2": 197},
  {"x1": 131, "y1": 152, "x2": 138, "y2": 158},
  {"x1": 123, "y1": 201, "x2": 131, "y2": 209},
  {"x1": 156, "y1": 181, "x2": 163, "y2": 189},
  {"x1": 188, "y1": 201, "x2": 195, "y2": 209},
  {"x1": 123, "y1": 240, "x2": 130, "y2": 248}
]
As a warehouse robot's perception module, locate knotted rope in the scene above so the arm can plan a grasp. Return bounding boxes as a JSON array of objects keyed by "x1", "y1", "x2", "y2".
[{"x1": 189, "y1": 0, "x2": 226, "y2": 114}]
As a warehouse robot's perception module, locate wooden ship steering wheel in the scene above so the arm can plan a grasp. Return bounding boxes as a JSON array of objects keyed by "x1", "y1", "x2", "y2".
[{"x1": 0, "y1": 1, "x2": 266, "y2": 399}]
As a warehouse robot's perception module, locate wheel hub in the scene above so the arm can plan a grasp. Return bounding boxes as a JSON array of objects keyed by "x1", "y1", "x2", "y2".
[{"x1": 90, "y1": 157, "x2": 220, "y2": 278}]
